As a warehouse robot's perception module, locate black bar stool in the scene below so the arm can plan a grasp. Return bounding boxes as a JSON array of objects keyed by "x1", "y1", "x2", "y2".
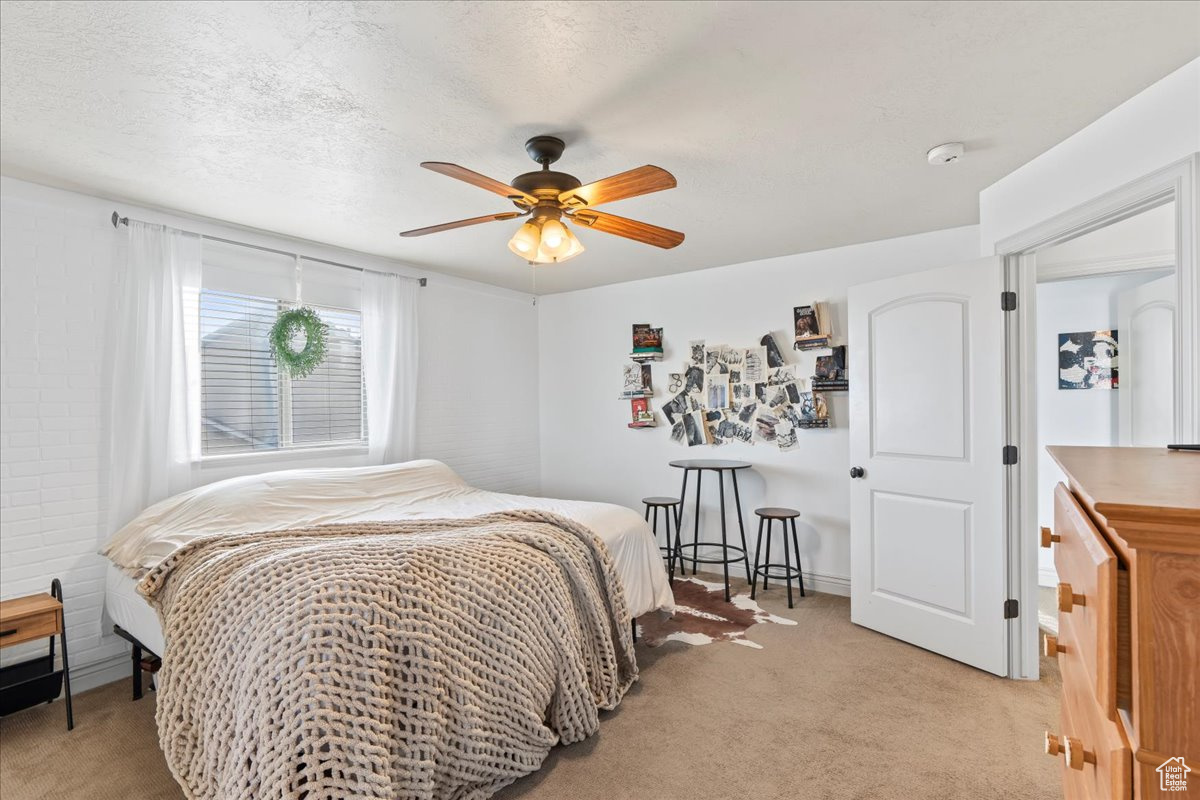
[
  {"x1": 751, "y1": 507, "x2": 806, "y2": 608},
  {"x1": 643, "y1": 497, "x2": 684, "y2": 582}
]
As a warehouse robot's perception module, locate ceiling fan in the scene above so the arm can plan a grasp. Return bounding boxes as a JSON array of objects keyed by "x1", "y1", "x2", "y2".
[{"x1": 400, "y1": 135, "x2": 684, "y2": 265}]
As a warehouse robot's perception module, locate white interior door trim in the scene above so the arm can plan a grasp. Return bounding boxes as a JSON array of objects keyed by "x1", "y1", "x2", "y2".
[
  {"x1": 996, "y1": 153, "x2": 1198, "y2": 680},
  {"x1": 1036, "y1": 249, "x2": 1175, "y2": 282}
]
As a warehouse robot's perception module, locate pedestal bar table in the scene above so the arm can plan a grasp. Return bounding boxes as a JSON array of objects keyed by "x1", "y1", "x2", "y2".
[{"x1": 668, "y1": 459, "x2": 754, "y2": 602}]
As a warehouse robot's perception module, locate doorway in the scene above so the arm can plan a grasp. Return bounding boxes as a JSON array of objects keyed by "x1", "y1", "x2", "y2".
[
  {"x1": 997, "y1": 155, "x2": 1197, "y2": 680},
  {"x1": 1032, "y1": 203, "x2": 1177, "y2": 620}
]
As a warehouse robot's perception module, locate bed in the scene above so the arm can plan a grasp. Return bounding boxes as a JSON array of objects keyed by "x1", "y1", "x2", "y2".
[
  {"x1": 104, "y1": 459, "x2": 675, "y2": 652},
  {"x1": 101, "y1": 459, "x2": 674, "y2": 799}
]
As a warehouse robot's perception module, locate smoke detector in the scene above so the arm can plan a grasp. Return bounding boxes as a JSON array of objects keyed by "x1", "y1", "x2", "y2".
[{"x1": 927, "y1": 142, "x2": 965, "y2": 165}]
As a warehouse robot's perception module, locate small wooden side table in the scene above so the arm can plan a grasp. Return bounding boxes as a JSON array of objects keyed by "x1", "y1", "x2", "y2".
[{"x1": 0, "y1": 579, "x2": 74, "y2": 730}]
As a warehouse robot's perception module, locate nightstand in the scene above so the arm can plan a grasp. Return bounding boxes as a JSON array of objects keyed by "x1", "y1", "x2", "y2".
[{"x1": 0, "y1": 579, "x2": 73, "y2": 730}]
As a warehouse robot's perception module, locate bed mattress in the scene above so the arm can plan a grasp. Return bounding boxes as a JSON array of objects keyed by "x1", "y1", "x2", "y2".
[
  {"x1": 103, "y1": 459, "x2": 674, "y2": 656},
  {"x1": 105, "y1": 562, "x2": 165, "y2": 656}
]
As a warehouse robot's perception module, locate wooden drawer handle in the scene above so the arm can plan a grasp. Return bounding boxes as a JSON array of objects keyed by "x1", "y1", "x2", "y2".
[
  {"x1": 0, "y1": 628, "x2": 16, "y2": 638},
  {"x1": 1040, "y1": 527, "x2": 1060, "y2": 548},
  {"x1": 1045, "y1": 731, "x2": 1063, "y2": 756},
  {"x1": 1063, "y1": 736, "x2": 1096, "y2": 770},
  {"x1": 1057, "y1": 582, "x2": 1086, "y2": 613},
  {"x1": 1043, "y1": 634, "x2": 1066, "y2": 656}
]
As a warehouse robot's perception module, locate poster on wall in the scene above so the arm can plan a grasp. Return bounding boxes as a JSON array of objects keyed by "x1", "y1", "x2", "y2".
[
  {"x1": 1058, "y1": 330, "x2": 1118, "y2": 390},
  {"x1": 761, "y1": 332, "x2": 786, "y2": 367}
]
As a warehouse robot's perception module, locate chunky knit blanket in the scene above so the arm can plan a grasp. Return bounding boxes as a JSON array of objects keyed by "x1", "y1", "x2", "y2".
[{"x1": 137, "y1": 510, "x2": 638, "y2": 800}]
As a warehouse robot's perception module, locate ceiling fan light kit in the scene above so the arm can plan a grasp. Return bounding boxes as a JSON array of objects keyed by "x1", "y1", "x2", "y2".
[
  {"x1": 506, "y1": 212, "x2": 586, "y2": 265},
  {"x1": 401, "y1": 135, "x2": 683, "y2": 266}
]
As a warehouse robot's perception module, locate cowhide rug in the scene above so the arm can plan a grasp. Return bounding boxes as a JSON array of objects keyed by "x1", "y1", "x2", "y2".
[{"x1": 635, "y1": 577, "x2": 797, "y2": 649}]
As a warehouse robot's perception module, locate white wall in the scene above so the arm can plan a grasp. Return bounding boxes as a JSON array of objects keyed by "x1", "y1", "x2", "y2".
[
  {"x1": 0, "y1": 177, "x2": 539, "y2": 687},
  {"x1": 979, "y1": 58, "x2": 1199, "y2": 251},
  {"x1": 537, "y1": 225, "x2": 980, "y2": 595},
  {"x1": 1034, "y1": 271, "x2": 1167, "y2": 585},
  {"x1": 416, "y1": 283, "x2": 539, "y2": 493}
]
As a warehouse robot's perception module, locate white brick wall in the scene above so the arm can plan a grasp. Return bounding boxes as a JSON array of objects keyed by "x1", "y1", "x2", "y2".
[
  {"x1": 0, "y1": 183, "x2": 125, "y2": 681},
  {"x1": 0, "y1": 177, "x2": 542, "y2": 687}
]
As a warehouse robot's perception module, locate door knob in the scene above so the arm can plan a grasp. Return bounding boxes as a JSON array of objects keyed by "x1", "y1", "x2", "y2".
[{"x1": 849, "y1": 466, "x2": 865, "y2": 478}]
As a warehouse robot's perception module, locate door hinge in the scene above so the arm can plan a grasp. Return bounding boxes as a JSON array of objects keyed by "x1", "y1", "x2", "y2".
[
  {"x1": 1004, "y1": 598, "x2": 1019, "y2": 619},
  {"x1": 1002, "y1": 445, "x2": 1018, "y2": 465},
  {"x1": 1001, "y1": 290, "x2": 1017, "y2": 311}
]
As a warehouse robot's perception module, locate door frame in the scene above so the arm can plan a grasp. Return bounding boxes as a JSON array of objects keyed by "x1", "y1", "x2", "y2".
[{"x1": 995, "y1": 154, "x2": 1199, "y2": 680}]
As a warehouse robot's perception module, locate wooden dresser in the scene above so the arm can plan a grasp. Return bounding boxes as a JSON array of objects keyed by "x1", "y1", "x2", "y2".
[{"x1": 1043, "y1": 446, "x2": 1200, "y2": 799}]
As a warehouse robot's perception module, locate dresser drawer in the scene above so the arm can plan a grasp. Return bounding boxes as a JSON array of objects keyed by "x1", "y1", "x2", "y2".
[
  {"x1": 0, "y1": 607, "x2": 60, "y2": 647},
  {"x1": 1053, "y1": 653, "x2": 1132, "y2": 800},
  {"x1": 1053, "y1": 482, "x2": 1119, "y2": 717}
]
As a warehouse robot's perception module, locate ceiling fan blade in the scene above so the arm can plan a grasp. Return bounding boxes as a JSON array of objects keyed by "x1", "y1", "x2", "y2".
[
  {"x1": 559, "y1": 165, "x2": 677, "y2": 208},
  {"x1": 420, "y1": 162, "x2": 537, "y2": 206},
  {"x1": 569, "y1": 209, "x2": 684, "y2": 249},
  {"x1": 400, "y1": 211, "x2": 524, "y2": 238}
]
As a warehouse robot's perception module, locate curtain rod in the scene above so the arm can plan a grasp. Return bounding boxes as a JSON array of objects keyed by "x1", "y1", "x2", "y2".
[{"x1": 111, "y1": 211, "x2": 426, "y2": 287}]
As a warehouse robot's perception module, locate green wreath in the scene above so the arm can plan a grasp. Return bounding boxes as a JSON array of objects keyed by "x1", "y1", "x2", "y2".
[{"x1": 269, "y1": 307, "x2": 329, "y2": 378}]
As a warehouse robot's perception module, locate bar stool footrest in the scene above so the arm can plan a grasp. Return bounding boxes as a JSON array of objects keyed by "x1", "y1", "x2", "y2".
[
  {"x1": 676, "y1": 543, "x2": 747, "y2": 565},
  {"x1": 753, "y1": 563, "x2": 804, "y2": 581}
]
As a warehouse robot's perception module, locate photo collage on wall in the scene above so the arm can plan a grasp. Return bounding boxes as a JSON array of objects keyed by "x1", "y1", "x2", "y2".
[
  {"x1": 660, "y1": 331, "x2": 830, "y2": 450},
  {"x1": 623, "y1": 305, "x2": 846, "y2": 448}
]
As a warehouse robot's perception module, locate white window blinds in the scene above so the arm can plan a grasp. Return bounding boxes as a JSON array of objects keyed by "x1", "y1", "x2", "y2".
[
  {"x1": 199, "y1": 290, "x2": 366, "y2": 455},
  {"x1": 198, "y1": 239, "x2": 367, "y2": 456}
]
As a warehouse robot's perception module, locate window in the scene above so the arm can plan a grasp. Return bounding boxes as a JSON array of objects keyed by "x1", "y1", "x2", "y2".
[{"x1": 199, "y1": 289, "x2": 366, "y2": 455}]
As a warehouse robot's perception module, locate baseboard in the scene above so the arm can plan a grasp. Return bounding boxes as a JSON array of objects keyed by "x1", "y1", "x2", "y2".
[
  {"x1": 690, "y1": 567, "x2": 851, "y2": 597},
  {"x1": 803, "y1": 571, "x2": 851, "y2": 597}
]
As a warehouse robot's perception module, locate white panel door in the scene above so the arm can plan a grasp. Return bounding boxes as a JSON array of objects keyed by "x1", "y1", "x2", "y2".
[
  {"x1": 848, "y1": 257, "x2": 1007, "y2": 676},
  {"x1": 1117, "y1": 275, "x2": 1176, "y2": 446}
]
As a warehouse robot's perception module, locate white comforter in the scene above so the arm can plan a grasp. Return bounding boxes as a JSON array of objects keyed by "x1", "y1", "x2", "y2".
[{"x1": 103, "y1": 459, "x2": 674, "y2": 617}]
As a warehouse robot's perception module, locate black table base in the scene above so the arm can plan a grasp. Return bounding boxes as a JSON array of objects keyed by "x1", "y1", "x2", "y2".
[{"x1": 670, "y1": 460, "x2": 754, "y2": 602}]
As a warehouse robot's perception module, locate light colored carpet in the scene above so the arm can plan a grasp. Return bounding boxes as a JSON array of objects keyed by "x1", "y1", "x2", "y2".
[{"x1": 0, "y1": 585, "x2": 1060, "y2": 800}]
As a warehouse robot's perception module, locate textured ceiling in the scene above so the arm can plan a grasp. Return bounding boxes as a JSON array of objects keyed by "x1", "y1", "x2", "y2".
[{"x1": 1, "y1": 1, "x2": 1197, "y2": 294}]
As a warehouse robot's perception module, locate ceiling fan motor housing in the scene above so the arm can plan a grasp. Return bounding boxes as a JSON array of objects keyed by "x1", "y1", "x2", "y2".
[
  {"x1": 511, "y1": 170, "x2": 581, "y2": 201},
  {"x1": 512, "y1": 135, "x2": 582, "y2": 210}
]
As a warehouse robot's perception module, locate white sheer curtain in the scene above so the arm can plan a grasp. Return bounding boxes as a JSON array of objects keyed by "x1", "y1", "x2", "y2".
[
  {"x1": 108, "y1": 222, "x2": 202, "y2": 533},
  {"x1": 361, "y1": 270, "x2": 419, "y2": 464}
]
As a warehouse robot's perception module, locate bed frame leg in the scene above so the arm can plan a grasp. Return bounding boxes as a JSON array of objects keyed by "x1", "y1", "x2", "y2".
[{"x1": 131, "y1": 642, "x2": 143, "y2": 701}]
